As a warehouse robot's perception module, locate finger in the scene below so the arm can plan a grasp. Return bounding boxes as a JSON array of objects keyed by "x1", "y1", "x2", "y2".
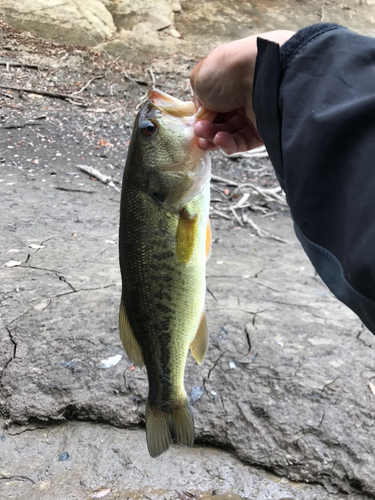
[
  {"x1": 213, "y1": 129, "x2": 263, "y2": 155},
  {"x1": 194, "y1": 116, "x2": 247, "y2": 140},
  {"x1": 193, "y1": 95, "x2": 202, "y2": 109},
  {"x1": 197, "y1": 138, "x2": 220, "y2": 151},
  {"x1": 190, "y1": 57, "x2": 207, "y2": 94},
  {"x1": 194, "y1": 121, "x2": 218, "y2": 140}
]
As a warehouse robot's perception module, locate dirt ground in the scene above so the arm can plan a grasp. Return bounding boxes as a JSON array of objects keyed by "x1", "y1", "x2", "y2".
[{"x1": 1, "y1": 14, "x2": 375, "y2": 500}]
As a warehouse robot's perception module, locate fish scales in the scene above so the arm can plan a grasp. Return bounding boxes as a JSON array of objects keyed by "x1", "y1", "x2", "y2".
[
  {"x1": 121, "y1": 185, "x2": 208, "y2": 406},
  {"x1": 119, "y1": 89, "x2": 214, "y2": 458}
]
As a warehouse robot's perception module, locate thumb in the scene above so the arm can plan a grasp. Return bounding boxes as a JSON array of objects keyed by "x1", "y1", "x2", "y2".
[{"x1": 190, "y1": 56, "x2": 206, "y2": 93}]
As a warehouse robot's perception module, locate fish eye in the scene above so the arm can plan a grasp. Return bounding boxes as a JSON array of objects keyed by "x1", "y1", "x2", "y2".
[{"x1": 141, "y1": 120, "x2": 157, "y2": 137}]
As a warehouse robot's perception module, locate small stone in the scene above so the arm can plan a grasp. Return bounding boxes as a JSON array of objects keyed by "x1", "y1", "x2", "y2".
[
  {"x1": 91, "y1": 487, "x2": 112, "y2": 498},
  {"x1": 4, "y1": 260, "x2": 22, "y2": 267},
  {"x1": 97, "y1": 354, "x2": 122, "y2": 369},
  {"x1": 59, "y1": 452, "x2": 70, "y2": 462},
  {"x1": 191, "y1": 385, "x2": 204, "y2": 402},
  {"x1": 172, "y1": 2, "x2": 182, "y2": 12},
  {"x1": 169, "y1": 28, "x2": 181, "y2": 38},
  {"x1": 60, "y1": 359, "x2": 82, "y2": 372}
]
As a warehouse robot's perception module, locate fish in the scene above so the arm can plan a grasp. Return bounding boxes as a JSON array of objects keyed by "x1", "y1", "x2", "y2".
[{"x1": 118, "y1": 88, "x2": 214, "y2": 458}]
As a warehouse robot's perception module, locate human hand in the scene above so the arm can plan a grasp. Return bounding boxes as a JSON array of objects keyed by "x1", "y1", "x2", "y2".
[{"x1": 190, "y1": 30, "x2": 295, "y2": 155}]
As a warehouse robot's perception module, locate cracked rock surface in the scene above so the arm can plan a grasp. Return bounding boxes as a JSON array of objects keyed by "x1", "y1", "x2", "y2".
[{"x1": 1, "y1": 21, "x2": 375, "y2": 500}]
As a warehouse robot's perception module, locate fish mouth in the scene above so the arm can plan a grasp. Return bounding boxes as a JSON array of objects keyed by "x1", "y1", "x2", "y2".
[
  {"x1": 148, "y1": 88, "x2": 216, "y2": 123},
  {"x1": 148, "y1": 88, "x2": 196, "y2": 117}
]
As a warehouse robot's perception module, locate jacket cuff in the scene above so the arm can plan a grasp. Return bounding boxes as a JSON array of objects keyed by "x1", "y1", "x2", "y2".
[{"x1": 279, "y1": 23, "x2": 344, "y2": 78}]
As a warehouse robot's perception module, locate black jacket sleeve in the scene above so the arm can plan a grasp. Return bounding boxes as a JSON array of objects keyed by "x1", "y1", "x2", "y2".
[{"x1": 253, "y1": 24, "x2": 375, "y2": 334}]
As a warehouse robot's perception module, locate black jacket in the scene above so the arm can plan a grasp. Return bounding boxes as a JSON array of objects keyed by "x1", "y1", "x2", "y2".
[{"x1": 253, "y1": 24, "x2": 375, "y2": 334}]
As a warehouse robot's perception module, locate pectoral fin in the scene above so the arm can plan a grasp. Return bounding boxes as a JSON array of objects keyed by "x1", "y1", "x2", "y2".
[
  {"x1": 206, "y1": 217, "x2": 212, "y2": 260},
  {"x1": 119, "y1": 300, "x2": 144, "y2": 368},
  {"x1": 189, "y1": 312, "x2": 209, "y2": 365},
  {"x1": 176, "y1": 208, "x2": 198, "y2": 265}
]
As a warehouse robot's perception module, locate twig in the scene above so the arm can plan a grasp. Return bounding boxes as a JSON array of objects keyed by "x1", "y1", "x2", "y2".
[
  {"x1": 3, "y1": 115, "x2": 47, "y2": 129},
  {"x1": 0, "y1": 84, "x2": 87, "y2": 101},
  {"x1": 221, "y1": 146, "x2": 269, "y2": 159},
  {"x1": 210, "y1": 207, "x2": 232, "y2": 220},
  {"x1": 71, "y1": 75, "x2": 104, "y2": 96},
  {"x1": 0, "y1": 60, "x2": 46, "y2": 70},
  {"x1": 77, "y1": 165, "x2": 120, "y2": 192},
  {"x1": 55, "y1": 186, "x2": 95, "y2": 194},
  {"x1": 243, "y1": 213, "x2": 288, "y2": 243},
  {"x1": 0, "y1": 90, "x2": 14, "y2": 99},
  {"x1": 148, "y1": 68, "x2": 156, "y2": 86},
  {"x1": 47, "y1": 53, "x2": 69, "y2": 76},
  {"x1": 230, "y1": 206, "x2": 244, "y2": 226},
  {"x1": 66, "y1": 98, "x2": 90, "y2": 108},
  {"x1": 211, "y1": 174, "x2": 240, "y2": 186},
  {"x1": 231, "y1": 193, "x2": 250, "y2": 210},
  {"x1": 320, "y1": 4, "x2": 325, "y2": 21}
]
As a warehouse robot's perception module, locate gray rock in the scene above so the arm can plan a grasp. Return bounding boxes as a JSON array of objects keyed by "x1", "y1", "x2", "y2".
[
  {"x1": 0, "y1": 0, "x2": 116, "y2": 45},
  {"x1": 0, "y1": 419, "x2": 365, "y2": 499}
]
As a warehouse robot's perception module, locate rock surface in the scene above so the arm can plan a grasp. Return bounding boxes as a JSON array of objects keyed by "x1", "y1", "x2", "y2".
[
  {"x1": 0, "y1": 0, "x2": 116, "y2": 45},
  {"x1": 1, "y1": 15, "x2": 375, "y2": 500},
  {"x1": 0, "y1": 420, "x2": 364, "y2": 500},
  {"x1": 1, "y1": 0, "x2": 375, "y2": 63}
]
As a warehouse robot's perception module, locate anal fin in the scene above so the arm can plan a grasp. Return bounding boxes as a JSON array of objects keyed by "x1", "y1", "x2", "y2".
[
  {"x1": 119, "y1": 300, "x2": 144, "y2": 368},
  {"x1": 189, "y1": 311, "x2": 209, "y2": 364}
]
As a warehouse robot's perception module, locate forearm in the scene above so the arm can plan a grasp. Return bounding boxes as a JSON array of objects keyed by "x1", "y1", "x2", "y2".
[{"x1": 253, "y1": 24, "x2": 375, "y2": 333}]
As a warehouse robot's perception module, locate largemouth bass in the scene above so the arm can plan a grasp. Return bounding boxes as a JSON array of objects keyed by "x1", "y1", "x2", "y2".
[{"x1": 119, "y1": 88, "x2": 214, "y2": 458}]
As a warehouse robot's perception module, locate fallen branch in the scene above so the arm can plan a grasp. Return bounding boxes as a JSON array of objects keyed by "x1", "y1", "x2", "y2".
[
  {"x1": 77, "y1": 165, "x2": 120, "y2": 192},
  {"x1": 0, "y1": 84, "x2": 87, "y2": 101},
  {"x1": 3, "y1": 115, "x2": 47, "y2": 129},
  {"x1": 231, "y1": 183, "x2": 287, "y2": 206},
  {"x1": 0, "y1": 60, "x2": 46, "y2": 70},
  {"x1": 211, "y1": 174, "x2": 287, "y2": 206}
]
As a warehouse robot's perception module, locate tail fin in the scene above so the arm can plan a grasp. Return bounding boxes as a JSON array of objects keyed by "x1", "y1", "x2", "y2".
[{"x1": 146, "y1": 398, "x2": 194, "y2": 458}]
